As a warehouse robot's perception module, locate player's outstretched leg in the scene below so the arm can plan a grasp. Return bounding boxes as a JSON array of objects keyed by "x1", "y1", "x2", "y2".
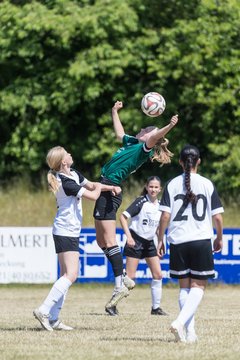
[{"x1": 105, "y1": 285, "x2": 129, "y2": 316}]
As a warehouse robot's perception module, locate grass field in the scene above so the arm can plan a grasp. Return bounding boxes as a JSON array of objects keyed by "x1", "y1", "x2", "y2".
[
  {"x1": 0, "y1": 183, "x2": 239, "y2": 359},
  {"x1": 0, "y1": 284, "x2": 239, "y2": 360},
  {"x1": 0, "y1": 183, "x2": 239, "y2": 227}
]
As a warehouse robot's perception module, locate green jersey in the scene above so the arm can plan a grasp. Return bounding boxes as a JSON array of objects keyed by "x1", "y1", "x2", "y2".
[{"x1": 101, "y1": 135, "x2": 154, "y2": 185}]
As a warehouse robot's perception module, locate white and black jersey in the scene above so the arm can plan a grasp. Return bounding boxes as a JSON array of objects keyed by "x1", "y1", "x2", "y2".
[
  {"x1": 123, "y1": 194, "x2": 161, "y2": 240},
  {"x1": 160, "y1": 173, "x2": 224, "y2": 245},
  {"x1": 53, "y1": 169, "x2": 88, "y2": 237}
]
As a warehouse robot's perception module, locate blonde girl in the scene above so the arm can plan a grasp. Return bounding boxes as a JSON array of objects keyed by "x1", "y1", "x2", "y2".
[{"x1": 33, "y1": 146, "x2": 121, "y2": 331}]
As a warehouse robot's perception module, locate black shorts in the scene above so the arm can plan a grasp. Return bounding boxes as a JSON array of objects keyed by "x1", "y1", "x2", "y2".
[
  {"x1": 53, "y1": 234, "x2": 79, "y2": 254},
  {"x1": 169, "y1": 239, "x2": 215, "y2": 280},
  {"x1": 123, "y1": 230, "x2": 157, "y2": 259},
  {"x1": 93, "y1": 177, "x2": 122, "y2": 220}
]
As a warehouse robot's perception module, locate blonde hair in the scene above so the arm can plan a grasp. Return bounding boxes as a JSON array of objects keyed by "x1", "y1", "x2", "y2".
[
  {"x1": 46, "y1": 146, "x2": 66, "y2": 193},
  {"x1": 151, "y1": 137, "x2": 174, "y2": 165}
]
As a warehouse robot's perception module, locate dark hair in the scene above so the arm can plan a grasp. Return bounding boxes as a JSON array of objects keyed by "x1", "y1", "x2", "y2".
[
  {"x1": 180, "y1": 145, "x2": 200, "y2": 205},
  {"x1": 141, "y1": 176, "x2": 161, "y2": 196}
]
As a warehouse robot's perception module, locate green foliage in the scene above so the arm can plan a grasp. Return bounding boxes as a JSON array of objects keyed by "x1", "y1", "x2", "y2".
[
  {"x1": 209, "y1": 136, "x2": 240, "y2": 197},
  {"x1": 0, "y1": 0, "x2": 239, "y2": 197}
]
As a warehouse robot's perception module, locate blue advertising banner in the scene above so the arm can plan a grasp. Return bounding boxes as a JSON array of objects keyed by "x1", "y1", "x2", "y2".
[{"x1": 76, "y1": 228, "x2": 240, "y2": 284}]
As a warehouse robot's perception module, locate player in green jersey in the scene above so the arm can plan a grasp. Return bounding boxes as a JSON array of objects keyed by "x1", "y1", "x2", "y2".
[{"x1": 93, "y1": 101, "x2": 178, "y2": 316}]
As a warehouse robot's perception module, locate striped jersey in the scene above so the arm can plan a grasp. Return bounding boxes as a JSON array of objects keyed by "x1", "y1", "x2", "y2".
[
  {"x1": 160, "y1": 173, "x2": 224, "y2": 244},
  {"x1": 52, "y1": 169, "x2": 88, "y2": 237},
  {"x1": 123, "y1": 195, "x2": 161, "y2": 240},
  {"x1": 101, "y1": 134, "x2": 153, "y2": 185}
]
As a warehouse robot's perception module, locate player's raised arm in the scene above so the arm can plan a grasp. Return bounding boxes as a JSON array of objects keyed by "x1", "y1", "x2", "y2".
[
  {"x1": 146, "y1": 114, "x2": 178, "y2": 149},
  {"x1": 112, "y1": 101, "x2": 125, "y2": 141}
]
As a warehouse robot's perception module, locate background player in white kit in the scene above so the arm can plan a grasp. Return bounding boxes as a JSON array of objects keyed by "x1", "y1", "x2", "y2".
[
  {"x1": 33, "y1": 146, "x2": 121, "y2": 331},
  {"x1": 120, "y1": 176, "x2": 167, "y2": 316},
  {"x1": 157, "y1": 144, "x2": 224, "y2": 343}
]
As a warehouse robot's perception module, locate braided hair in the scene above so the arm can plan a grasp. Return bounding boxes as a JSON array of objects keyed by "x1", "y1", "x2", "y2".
[{"x1": 180, "y1": 145, "x2": 200, "y2": 205}]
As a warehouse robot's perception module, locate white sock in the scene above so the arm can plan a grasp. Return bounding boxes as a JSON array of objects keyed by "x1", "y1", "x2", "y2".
[
  {"x1": 49, "y1": 291, "x2": 68, "y2": 322},
  {"x1": 115, "y1": 275, "x2": 122, "y2": 288},
  {"x1": 151, "y1": 279, "x2": 162, "y2": 310},
  {"x1": 39, "y1": 276, "x2": 72, "y2": 315},
  {"x1": 179, "y1": 288, "x2": 189, "y2": 309},
  {"x1": 177, "y1": 287, "x2": 204, "y2": 327},
  {"x1": 179, "y1": 288, "x2": 195, "y2": 333}
]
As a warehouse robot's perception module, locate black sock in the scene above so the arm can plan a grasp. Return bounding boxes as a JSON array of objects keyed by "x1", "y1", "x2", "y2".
[
  {"x1": 102, "y1": 247, "x2": 110, "y2": 259},
  {"x1": 106, "y1": 245, "x2": 123, "y2": 277}
]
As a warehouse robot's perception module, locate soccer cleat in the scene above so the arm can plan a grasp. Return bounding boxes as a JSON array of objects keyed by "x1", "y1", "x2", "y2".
[
  {"x1": 170, "y1": 319, "x2": 186, "y2": 343},
  {"x1": 50, "y1": 319, "x2": 74, "y2": 331},
  {"x1": 105, "y1": 305, "x2": 119, "y2": 316},
  {"x1": 123, "y1": 270, "x2": 135, "y2": 290},
  {"x1": 33, "y1": 308, "x2": 53, "y2": 331},
  {"x1": 186, "y1": 331, "x2": 198, "y2": 343},
  {"x1": 105, "y1": 286, "x2": 129, "y2": 309},
  {"x1": 151, "y1": 307, "x2": 168, "y2": 316}
]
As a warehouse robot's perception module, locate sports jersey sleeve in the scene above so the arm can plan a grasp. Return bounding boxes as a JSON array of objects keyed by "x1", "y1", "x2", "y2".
[
  {"x1": 159, "y1": 183, "x2": 171, "y2": 213},
  {"x1": 73, "y1": 169, "x2": 88, "y2": 186},
  {"x1": 60, "y1": 176, "x2": 85, "y2": 197},
  {"x1": 122, "y1": 134, "x2": 152, "y2": 153},
  {"x1": 123, "y1": 196, "x2": 146, "y2": 218},
  {"x1": 211, "y1": 185, "x2": 224, "y2": 215},
  {"x1": 142, "y1": 142, "x2": 154, "y2": 153},
  {"x1": 77, "y1": 187, "x2": 86, "y2": 198},
  {"x1": 122, "y1": 134, "x2": 139, "y2": 146}
]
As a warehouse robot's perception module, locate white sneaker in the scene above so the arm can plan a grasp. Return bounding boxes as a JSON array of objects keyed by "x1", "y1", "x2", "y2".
[
  {"x1": 186, "y1": 331, "x2": 198, "y2": 343},
  {"x1": 50, "y1": 319, "x2": 74, "y2": 331},
  {"x1": 123, "y1": 273, "x2": 135, "y2": 290},
  {"x1": 170, "y1": 320, "x2": 186, "y2": 342},
  {"x1": 33, "y1": 308, "x2": 53, "y2": 331},
  {"x1": 105, "y1": 286, "x2": 129, "y2": 309}
]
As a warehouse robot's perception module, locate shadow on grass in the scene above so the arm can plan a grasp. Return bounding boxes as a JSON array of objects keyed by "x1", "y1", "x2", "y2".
[
  {"x1": 0, "y1": 327, "x2": 43, "y2": 331},
  {"x1": 78, "y1": 312, "x2": 106, "y2": 316},
  {"x1": 100, "y1": 336, "x2": 174, "y2": 343},
  {"x1": 0, "y1": 326, "x2": 108, "y2": 332}
]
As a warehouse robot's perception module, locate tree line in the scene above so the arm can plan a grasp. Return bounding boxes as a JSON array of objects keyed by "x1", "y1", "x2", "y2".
[{"x1": 0, "y1": 0, "x2": 239, "y2": 199}]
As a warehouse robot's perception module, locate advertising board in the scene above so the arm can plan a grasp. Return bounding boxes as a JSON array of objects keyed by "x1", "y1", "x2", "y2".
[
  {"x1": 78, "y1": 228, "x2": 240, "y2": 284},
  {"x1": 0, "y1": 227, "x2": 239, "y2": 284}
]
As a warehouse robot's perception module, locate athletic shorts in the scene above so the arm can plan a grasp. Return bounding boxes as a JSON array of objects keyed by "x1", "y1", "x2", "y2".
[
  {"x1": 93, "y1": 177, "x2": 122, "y2": 221},
  {"x1": 53, "y1": 234, "x2": 79, "y2": 254},
  {"x1": 169, "y1": 239, "x2": 215, "y2": 280},
  {"x1": 123, "y1": 230, "x2": 157, "y2": 259}
]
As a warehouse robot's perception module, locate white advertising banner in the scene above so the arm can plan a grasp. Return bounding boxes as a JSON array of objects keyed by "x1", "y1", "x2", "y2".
[{"x1": 0, "y1": 227, "x2": 57, "y2": 284}]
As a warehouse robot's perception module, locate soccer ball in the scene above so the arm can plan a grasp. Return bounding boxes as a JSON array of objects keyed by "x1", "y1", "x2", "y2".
[{"x1": 141, "y1": 92, "x2": 166, "y2": 117}]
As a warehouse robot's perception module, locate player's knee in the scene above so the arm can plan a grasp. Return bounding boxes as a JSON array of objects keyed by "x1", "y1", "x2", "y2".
[
  {"x1": 152, "y1": 272, "x2": 163, "y2": 280},
  {"x1": 65, "y1": 271, "x2": 78, "y2": 283},
  {"x1": 126, "y1": 270, "x2": 136, "y2": 279}
]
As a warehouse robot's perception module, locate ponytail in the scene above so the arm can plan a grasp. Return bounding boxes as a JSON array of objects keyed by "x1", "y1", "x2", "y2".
[
  {"x1": 46, "y1": 146, "x2": 66, "y2": 194},
  {"x1": 47, "y1": 170, "x2": 60, "y2": 194},
  {"x1": 183, "y1": 158, "x2": 197, "y2": 205},
  {"x1": 180, "y1": 145, "x2": 200, "y2": 205}
]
